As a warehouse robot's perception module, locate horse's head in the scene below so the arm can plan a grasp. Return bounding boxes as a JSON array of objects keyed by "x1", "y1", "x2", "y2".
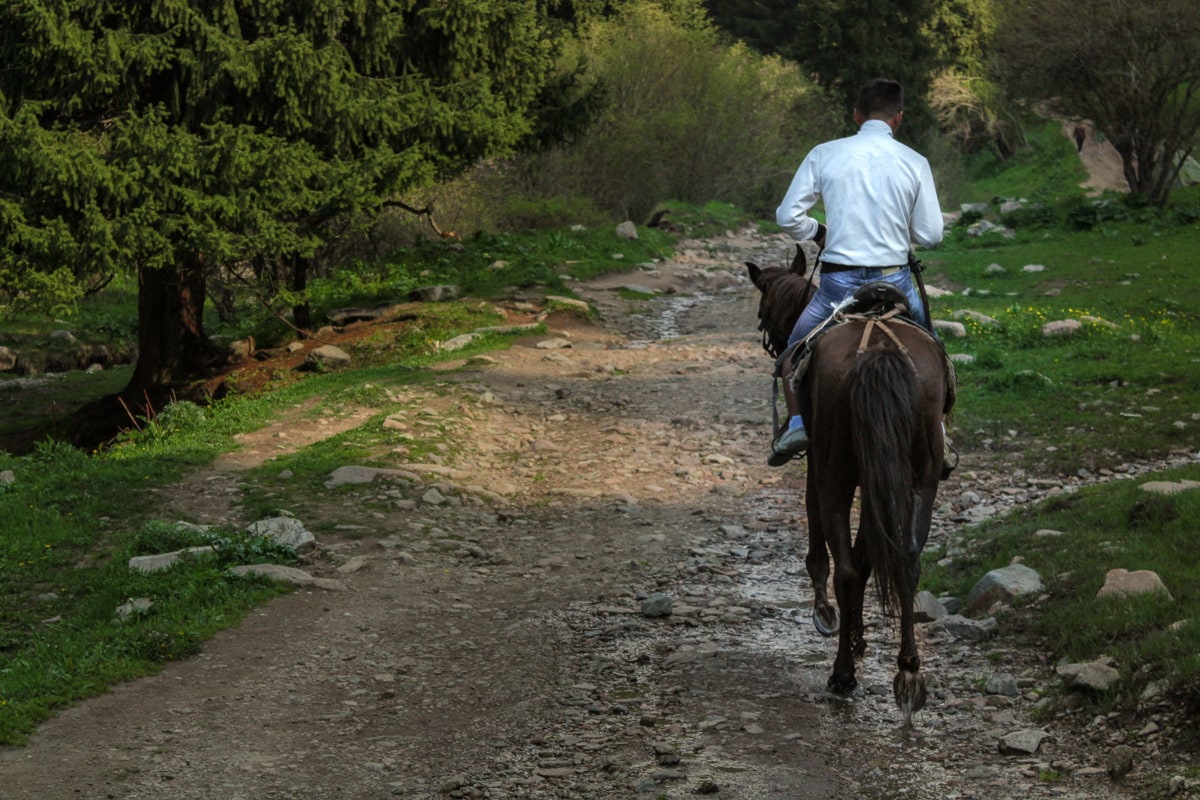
[{"x1": 747, "y1": 261, "x2": 811, "y2": 358}]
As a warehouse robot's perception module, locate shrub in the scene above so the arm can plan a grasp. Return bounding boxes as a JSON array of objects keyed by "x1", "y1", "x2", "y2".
[{"x1": 512, "y1": 7, "x2": 838, "y2": 221}]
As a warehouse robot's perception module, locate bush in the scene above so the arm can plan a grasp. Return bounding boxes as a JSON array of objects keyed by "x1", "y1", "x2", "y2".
[{"x1": 512, "y1": 7, "x2": 839, "y2": 221}]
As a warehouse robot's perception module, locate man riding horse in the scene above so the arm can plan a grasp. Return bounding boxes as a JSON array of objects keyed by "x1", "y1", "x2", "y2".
[{"x1": 769, "y1": 78, "x2": 947, "y2": 469}]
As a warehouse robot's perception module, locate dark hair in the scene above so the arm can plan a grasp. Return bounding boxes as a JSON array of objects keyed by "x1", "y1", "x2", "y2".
[{"x1": 856, "y1": 79, "x2": 904, "y2": 119}]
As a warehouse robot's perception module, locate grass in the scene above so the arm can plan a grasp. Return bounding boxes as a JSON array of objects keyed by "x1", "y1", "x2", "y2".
[
  {"x1": 920, "y1": 461, "x2": 1200, "y2": 713},
  {"x1": 928, "y1": 216, "x2": 1200, "y2": 475}
]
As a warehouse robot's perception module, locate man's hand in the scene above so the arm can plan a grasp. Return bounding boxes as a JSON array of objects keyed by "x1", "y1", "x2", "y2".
[{"x1": 814, "y1": 223, "x2": 827, "y2": 250}]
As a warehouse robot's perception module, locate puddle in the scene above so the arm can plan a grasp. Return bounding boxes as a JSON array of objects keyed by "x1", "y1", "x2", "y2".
[{"x1": 626, "y1": 292, "x2": 710, "y2": 347}]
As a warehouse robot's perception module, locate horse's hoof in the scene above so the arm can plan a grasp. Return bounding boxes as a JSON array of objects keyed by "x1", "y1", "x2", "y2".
[
  {"x1": 812, "y1": 604, "x2": 840, "y2": 636},
  {"x1": 893, "y1": 670, "x2": 927, "y2": 728},
  {"x1": 827, "y1": 672, "x2": 857, "y2": 696}
]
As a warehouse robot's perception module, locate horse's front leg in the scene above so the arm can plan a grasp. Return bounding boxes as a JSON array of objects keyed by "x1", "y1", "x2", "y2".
[
  {"x1": 848, "y1": 531, "x2": 873, "y2": 658},
  {"x1": 805, "y1": 469, "x2": 839, "y2": 636},
  {"x1": 827, "y1": 552, "x2": 861, "y2": 695}
]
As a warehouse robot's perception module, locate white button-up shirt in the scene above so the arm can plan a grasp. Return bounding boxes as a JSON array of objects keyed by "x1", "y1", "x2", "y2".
[{"x1": 776, "y1": 119, "x2": 943, "y2": 267}]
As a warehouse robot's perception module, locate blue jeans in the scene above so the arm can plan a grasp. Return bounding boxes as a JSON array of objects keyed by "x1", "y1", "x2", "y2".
[{"x1": 787, "y1": 266, "x2": 928, "y2": 348}]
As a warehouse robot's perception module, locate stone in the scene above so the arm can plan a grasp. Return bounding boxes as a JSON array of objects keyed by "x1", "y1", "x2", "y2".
[
  {"x1": 966, "y1": 563, "x2": 1044, "y2": 612},
  {"x1": 441, "y1": 333, "x2": 479, "y2": 352},
  {"x1": 0, "y1": 469, "x2": 14, "y2": 486},
  {"x1": 927, "y1": 614, "x2": 998, "y2": 641},
  {"x1": 913, "y1": 590, "x2": 948, "y2": 622},
  {"x1": 1139, "y1": 480, "x2": 1200, "y2": 496},
  {"x1": 114, "y1": 597, "x2": 154, "y2": 620},
  {"x1": 1106, "y1": 744, "x2": 1135, "y2": 779},
  {"x1": 641, "y1": 593, "x2": 673, "y2": 618},
  {"x1": 305, "y1": 345, "x2": 351, "y2": 369},
  {"x1": 952, "y1": 309, "x2": 1000, "y2": 327},
  {"x1": 933, "y1": 320, "x2": 967, "y2": 338},
  {"x1": 0, "y1": 346, "x2": 17, "y2": 371},
  {"x1": 998, "y1": 729, "x2": 1049, "y2": 755},
  {"x1": 326, "y1": 306, "x2": 386, "y2": 325},
  {"x1": 1097, "y1": 568, "x2": 1172, "y2": 601},
  {"x1": 1042, "y1": 319, "x2": 1082, "y2": 336},
  {"x1": 129, "y1": 546, "x2": 217, "y2": 573},
  {"x1": 245, "y1": 515, "x2": 316, "y2": 552},
  {"x1": 615, "y1": 221, "x2": 638, "y2": 240},
  {"x1": 409, "y1": 284, "x2": 459, "y2": 302},
  {"x1": 227, "y1": 564, "x2": 347, "y2": 591},
  {"x1": 985, "y1": 673, "x2": 1020, "y2": 697},
  {"x1": 1057, "y1": 660, "x2": 1120, "y2": 692}
]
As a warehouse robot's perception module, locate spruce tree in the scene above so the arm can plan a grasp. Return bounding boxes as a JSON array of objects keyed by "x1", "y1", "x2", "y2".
[{"x1": 0, "y1": 1, "x2": 566, "y2": 431}]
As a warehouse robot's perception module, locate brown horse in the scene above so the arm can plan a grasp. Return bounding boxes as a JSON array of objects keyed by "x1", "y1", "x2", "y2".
[{"x1": 748, "y1": 262, "x2": 951, "y2": 729}]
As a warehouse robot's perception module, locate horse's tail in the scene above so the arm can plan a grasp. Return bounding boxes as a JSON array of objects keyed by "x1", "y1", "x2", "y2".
[{"x1": 847, "y1": 347, "x2": 918, "y2": 616}]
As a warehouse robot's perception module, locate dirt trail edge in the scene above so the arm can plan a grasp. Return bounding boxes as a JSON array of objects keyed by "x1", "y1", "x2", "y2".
[{"x1": 0, "y1": 230, "x2": 1174, "y2": 800}]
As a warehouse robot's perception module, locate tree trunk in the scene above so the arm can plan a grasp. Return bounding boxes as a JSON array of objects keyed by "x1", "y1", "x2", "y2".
[
  {"x1": 69, "y1": 256, "x2": 221, "y2": 449},
  {"x1": 291, "y1": 254, "x2": 313, "y2": 332},
  {"x1": 128, "y1": 256, "x2": 218, "y2": 392}
]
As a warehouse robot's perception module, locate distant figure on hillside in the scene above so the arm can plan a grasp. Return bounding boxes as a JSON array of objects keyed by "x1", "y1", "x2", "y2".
[{"x1": 1074, "y1": 123, "x2": 1086, "y2": 153}]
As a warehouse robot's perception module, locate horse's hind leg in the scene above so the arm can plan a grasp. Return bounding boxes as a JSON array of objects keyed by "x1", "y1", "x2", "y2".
[
  {"x1": 893, "y1": 604, "x2": 927, "y2": 730},
  {"x1": 805, "y1": 470, "x2": 839, "y2": 636},
  {"x1": 894, "y1": 484, "x2": 937, "y2": 729}
]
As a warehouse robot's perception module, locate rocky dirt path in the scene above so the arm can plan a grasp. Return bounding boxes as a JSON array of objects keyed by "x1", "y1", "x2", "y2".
[{"x1": 0, "y1": 230, "x2": 1188, "y2": 800}]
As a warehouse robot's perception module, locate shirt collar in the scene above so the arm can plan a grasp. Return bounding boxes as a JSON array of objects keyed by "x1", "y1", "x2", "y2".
[{"x1": 858, "y1": 119, "x2": 894, "y2": 138}]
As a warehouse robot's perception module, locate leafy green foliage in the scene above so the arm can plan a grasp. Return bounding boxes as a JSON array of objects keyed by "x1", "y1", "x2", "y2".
[{"x1": 514, "y1": 5, "x2": 838, "y2": 220}]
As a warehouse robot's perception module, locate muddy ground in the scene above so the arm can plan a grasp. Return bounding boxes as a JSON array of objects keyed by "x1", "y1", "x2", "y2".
[{"x1": 0, "y1": 227, "x2": 1193, "y2": 800}]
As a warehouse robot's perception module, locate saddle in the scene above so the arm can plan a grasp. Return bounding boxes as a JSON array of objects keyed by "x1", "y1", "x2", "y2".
[
  {"x1": 774, "y1": 279, "x2": 956, "y2": 413},
  {"x1": 845, "y1": 280, "x2": 911, "y2": 318}
]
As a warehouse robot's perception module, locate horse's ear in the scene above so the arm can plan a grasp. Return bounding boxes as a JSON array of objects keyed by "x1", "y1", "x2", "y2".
[
  {"x1": 790, "y1": 245, "x2": 808, "y2": 276},
  {"x1": 746, "y1": 262, "x2": 762, "y2": 286}
]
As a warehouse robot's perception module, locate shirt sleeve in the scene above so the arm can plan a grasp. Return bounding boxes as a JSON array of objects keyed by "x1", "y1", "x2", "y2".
[
  {"x1": 776, "y1": 150, "x2": 822, "y2": 242},
  {"x1": 909, "y1": 159, "x2": 944, "y2": 249}
]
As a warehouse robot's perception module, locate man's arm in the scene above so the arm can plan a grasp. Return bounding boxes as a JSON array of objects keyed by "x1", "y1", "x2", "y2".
[
  {"x1": 909, "y1": 159, "x2": 944, "y2": 249},
  {"x1": 776, "y1": 151, "x2": 822, "y2": 242}
]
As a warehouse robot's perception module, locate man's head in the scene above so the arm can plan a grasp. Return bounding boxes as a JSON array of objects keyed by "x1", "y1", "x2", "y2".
[{"x1": 853, "y1": 79, "x2": 904, "y2": 130}]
